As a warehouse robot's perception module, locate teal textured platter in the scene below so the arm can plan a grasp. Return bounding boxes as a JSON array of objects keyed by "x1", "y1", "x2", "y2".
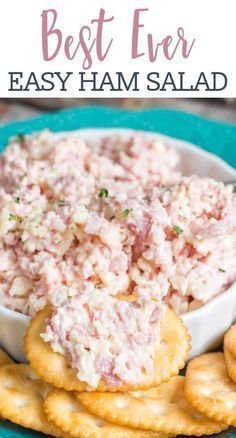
[
  {"x1": 0, "y1": 106, "x2": 235, "y2": 437},
  {"x1": 0, "y1": 106, "x2": 236, "y2": 166}
]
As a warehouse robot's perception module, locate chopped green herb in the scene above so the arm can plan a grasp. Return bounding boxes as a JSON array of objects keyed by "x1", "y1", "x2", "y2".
[
  {"x1": 58, "y1": 197, "x2": 66, "y2": 207},
  {"x1": 58, "y1": 196, "x2": 69, "y2": 207},
  {"x1": 123, "y1": 208, "x2": 133, "y2": 219},
  {"x1": 9, "y1": 213, "x2": 16, "y2": 221},
  {"x1": 219, "y1": 268, "x2": 226, "y2": 273},
  {"x1": 16, "y1": 133, "x2": 25, "y2": 144},
  {"x1": 98, "y1": 188, "x2": 109, "y2": 198},
  {"x1": 173, "y1": 225, "x2": 184, "y2": 236},
  {"x1": 20, "y1": 175, "x2": 26, "y2": 182},
  {"x1": 15, "y1": 197, "x2": 20, "y2": 204}
]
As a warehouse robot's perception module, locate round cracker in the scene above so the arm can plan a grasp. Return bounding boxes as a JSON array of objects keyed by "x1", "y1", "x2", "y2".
[
  {"x1": 76, "y1": 375, "x2": 226, "y2": 435},
  {"x1": 224, "y1": 347, "x2": 236, "y2": 383},
  {"x1": 185, "y1": 352, "x2": 236, "y2": 426},
  {"x1": 0, "y1": 363, "x2": 69, "y2": 437},
  {"x1": 0, "y1": 347, "x2": 13, "y2": 366},
  {"x1": 44, "y1": 388, "x2": 167, "y2": 438},
  {"x1": 24, "y1": 305, "x2": 190, "y2": 392},
  {"x1": 224, "y1": 323, "x2": 236, "y2": 358}
]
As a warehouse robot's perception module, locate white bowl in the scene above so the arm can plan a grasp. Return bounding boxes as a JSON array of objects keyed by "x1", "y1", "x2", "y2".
[
  {"x1": 0, "y1": 128, "x2": 236, "y2": 363},
  {"x1": 0, "y1": 305, "x2": 29, "y2": 363},
  {"x1": 182, "y1": 283, "x2": 236, "y2": 358}
]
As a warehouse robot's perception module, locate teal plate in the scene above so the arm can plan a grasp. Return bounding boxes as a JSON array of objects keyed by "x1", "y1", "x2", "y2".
[
  {"x1": 0, "y1": 106, "x2": 235, "y2": 437},
  {"x1": 0, "y1": 106, "x2": 236, "y2": 165}
]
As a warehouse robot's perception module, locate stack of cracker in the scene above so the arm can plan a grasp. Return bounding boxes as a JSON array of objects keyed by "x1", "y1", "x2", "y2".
[{"x1": 0, "y1": 305, "x2": 236, "y2": 437}]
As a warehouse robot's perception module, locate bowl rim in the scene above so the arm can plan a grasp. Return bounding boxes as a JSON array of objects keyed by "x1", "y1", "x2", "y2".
[
  {"x1": 0, "y1": 128, "x2": 235, "y2": 324},
  {"x1": 0, "y1": 281, "x2": 235, "y2": 323},
  {"x1": 53, "y1": 127, "x2": 236, "y2": 179},
  {"x1": 0, "y1": 304, "x2": 30, "y2": 322},
  {"x1": 182, "y1": 281, "x2": 236, "y2": 321}
]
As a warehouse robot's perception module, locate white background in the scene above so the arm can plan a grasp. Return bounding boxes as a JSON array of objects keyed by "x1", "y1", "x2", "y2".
[{"x1": 0, "y1": 0, "x2": 235, "y2": 97}]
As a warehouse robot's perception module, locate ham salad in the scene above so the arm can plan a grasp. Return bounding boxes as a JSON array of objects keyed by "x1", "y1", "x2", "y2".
[{"x1": 0, "y1": 130, "x2": 235, "y2": 387}]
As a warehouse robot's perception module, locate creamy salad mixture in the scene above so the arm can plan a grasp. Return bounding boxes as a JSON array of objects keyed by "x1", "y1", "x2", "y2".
[
  {"x1": 41, "y1": 291, "x2": 162, "y2": 387},
  {"x1": 0, "y1": 130, "x2": 235, "y2": 387}
]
